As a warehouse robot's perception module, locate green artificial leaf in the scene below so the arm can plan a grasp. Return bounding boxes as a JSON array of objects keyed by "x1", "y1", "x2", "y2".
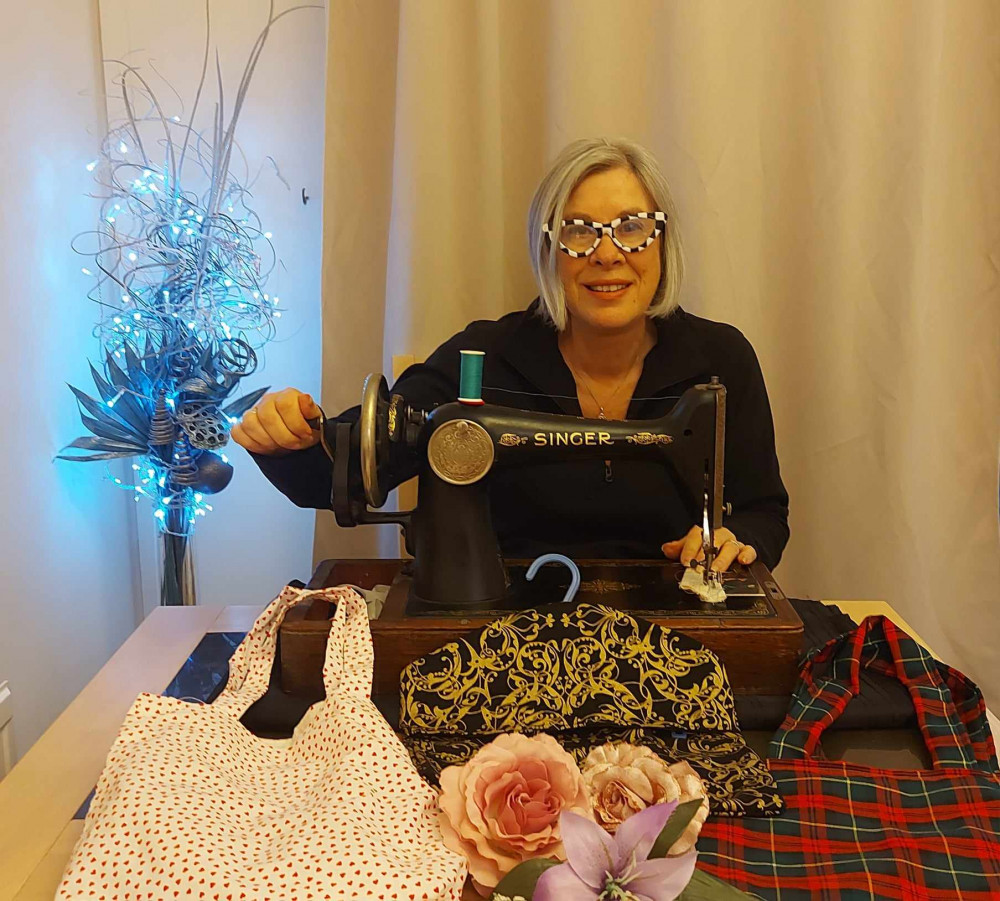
[
  {"x1": 648, "y1": 798, "x2": 706, "y2": 860},
  {"x1": 223, "y1": 386, "x2": 269, "y2": 419},
  {"x1": 678, "y1": 869, "x2": 757, "y2": 900},
  {"x1": 490, "y1": 858, "x2": 561, "y2": 900}
]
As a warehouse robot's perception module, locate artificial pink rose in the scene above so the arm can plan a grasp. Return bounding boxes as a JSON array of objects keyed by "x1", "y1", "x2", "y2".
[
  {"x1": 437, "y1": 732, "x2": 592, "y2": 895},
  {"x1": 581, "y1": 743, "x2": 709, "y2": 854}
]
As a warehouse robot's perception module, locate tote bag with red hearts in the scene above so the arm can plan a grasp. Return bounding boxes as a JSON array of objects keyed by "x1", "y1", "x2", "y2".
[{"x1": 57, "y1": 584, "x2": 467, "y2": 901}]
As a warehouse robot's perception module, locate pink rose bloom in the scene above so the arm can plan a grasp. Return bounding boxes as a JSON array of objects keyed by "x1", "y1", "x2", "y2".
[
  {"x1": 437, "y1": 733, "x2": 592, "y2": 895},
  {"x1": 581, "y1": 743, "x2": 709, "y2": 855}
]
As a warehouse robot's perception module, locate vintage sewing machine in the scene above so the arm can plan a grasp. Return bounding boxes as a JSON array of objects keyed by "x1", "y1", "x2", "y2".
[{"x1": 279, "y1": 353, "x2": 802, "y2": 698}]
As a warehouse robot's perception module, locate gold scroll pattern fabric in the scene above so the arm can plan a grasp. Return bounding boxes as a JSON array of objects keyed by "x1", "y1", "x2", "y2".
[{"x1": 399, "y1": 604, "x2": 783, "y2": 816}]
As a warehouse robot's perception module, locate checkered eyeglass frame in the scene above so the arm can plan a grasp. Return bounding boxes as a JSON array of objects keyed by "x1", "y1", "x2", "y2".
[{"x1": 543, "y1": 210, "x2": 667, "y2": 258}]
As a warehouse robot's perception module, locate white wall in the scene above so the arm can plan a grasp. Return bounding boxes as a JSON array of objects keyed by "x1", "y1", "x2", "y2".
[
  {"x1": 0, "y1": 0, "x2": 140, "y2": 763},
  {"x1": 98, "y1": 0, "x2": 327, "y2": 608},
  {"x1": 0, "y1": 0, "x2": 325, "y2": 765}
]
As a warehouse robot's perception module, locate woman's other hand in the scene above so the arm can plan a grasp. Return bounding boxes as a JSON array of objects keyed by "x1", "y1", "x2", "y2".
[
  {"x1": 230, "y1": 388, "x2": 321, "y2": 456},
  {"x1": 662, "y1": 525, "x2": 758, "y2": 573}
]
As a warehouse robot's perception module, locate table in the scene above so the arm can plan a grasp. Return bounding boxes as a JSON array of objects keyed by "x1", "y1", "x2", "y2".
[{"x1": 1, "y1": 601, "x2": 996, "y2": 900}]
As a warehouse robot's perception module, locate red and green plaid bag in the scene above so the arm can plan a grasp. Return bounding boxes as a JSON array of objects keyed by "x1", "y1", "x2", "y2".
[{"x1": 697, "y1": 615, "x2": 1000, "y2": 899}]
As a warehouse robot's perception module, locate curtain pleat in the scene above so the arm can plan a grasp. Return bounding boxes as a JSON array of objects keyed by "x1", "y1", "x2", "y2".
[{"x1": 318, "y1": 0, "x2": 1000, "y2": 704}]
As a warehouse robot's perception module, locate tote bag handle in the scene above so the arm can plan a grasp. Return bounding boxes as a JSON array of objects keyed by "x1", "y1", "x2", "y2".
[
  {"x1": 770, "y1": 615, "x2": 995, "y2": 772},
  {"x1": 321, "y1": 584, "x2": 374, "y2": 701},
  {"x1": 213, "y1": 584, "x2": 372, "y2": 719}
]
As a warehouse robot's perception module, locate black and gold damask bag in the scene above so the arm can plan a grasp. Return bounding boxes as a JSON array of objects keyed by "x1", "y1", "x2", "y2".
[{"x1": 398, "y1": 602, "x2": 783, "y2": 817}]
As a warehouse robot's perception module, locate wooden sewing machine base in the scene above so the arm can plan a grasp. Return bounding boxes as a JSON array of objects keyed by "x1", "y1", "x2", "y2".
[{"x1": 278, "y1": 558, "x2": 803, "y2": 698}]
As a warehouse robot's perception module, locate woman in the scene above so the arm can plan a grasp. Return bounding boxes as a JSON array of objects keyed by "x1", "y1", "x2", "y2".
[{"x1": 234, "y1": 138, "x2": 789, "y2": 572}]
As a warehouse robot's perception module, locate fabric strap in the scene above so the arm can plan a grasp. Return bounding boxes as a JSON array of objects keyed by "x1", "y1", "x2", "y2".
[
  {"x1": 213, "y1": 584, "x2": 370, "y2": 719},
  {"x1": 770, "y1": 615, "x2": 993, "y2": 772}
]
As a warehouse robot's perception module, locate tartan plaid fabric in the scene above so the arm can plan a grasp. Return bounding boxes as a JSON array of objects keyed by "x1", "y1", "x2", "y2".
[{"x1": 697, "y1": 616, "x2": 1000, "y2": 899}]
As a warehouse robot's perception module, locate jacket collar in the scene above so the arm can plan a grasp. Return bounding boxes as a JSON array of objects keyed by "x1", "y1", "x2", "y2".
[{"x1": 497, "y1": 300, "x2": 711, "y2": 415}]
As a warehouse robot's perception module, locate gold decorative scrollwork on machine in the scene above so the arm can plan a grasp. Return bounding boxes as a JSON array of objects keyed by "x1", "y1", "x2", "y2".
[
  {"x1": 626, "y1": 432, "x2": 674, "y2": 446},
  {"x1": 387, "y1": 395, "x2": 400, "y2": 439},
  {"x1": 499, "y1": 434, "x2": 529, "y2": 447},
  {"x1": 579, "y1": 579, "x2": 643, "y2": 594}
]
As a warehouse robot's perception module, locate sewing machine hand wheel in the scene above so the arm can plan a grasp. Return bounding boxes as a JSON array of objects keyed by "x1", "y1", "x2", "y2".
[{"x1": 360, "y1": 373, "x2": 393, "y2": 508}]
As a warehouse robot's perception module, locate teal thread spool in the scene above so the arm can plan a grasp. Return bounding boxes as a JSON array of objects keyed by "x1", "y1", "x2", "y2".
[{"x1": 459, "y1": 350, "x2": 485, "y2": 405}]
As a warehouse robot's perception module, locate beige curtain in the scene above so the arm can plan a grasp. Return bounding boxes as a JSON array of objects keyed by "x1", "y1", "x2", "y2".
[{"x1": 318, "y1": 0, "x2": 1000, "y2": 705}]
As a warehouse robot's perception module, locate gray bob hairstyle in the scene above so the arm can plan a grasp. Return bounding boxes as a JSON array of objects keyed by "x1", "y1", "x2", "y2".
[{"x1": 527, "y1": 138, "x2": 685, "y2": 331}]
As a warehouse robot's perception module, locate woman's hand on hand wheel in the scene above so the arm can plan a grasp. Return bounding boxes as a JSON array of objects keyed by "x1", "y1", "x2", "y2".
[
  {"x1": 661, "y1": 525, "x2": 757, "y2": 573},
  {"x1": 230, "y1": 388, "x2": 321, "y2": 456}
]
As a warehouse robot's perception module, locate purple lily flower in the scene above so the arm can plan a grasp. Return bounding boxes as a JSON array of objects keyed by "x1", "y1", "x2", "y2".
[{"x1": 534, "y1": 802, "x2": 697, "y2": 901}]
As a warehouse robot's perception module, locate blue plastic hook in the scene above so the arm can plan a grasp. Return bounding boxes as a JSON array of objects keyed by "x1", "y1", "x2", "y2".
[{"x1": 525, "y1": 553, "x2": 582, "y2": 605}]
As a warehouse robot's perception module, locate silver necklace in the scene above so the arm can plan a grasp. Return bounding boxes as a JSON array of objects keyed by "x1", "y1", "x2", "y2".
[
  {"x1": 565, "y1": 341, "x2": 647, "y2": 483},
  {"x1": 566, "y1": 344, "x2": 646, "y2": 420}
]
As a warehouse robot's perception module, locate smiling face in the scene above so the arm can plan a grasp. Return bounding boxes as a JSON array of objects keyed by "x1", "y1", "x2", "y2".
[{"x1": 557, "y1": 166, "x2": 662, "y2": 334}]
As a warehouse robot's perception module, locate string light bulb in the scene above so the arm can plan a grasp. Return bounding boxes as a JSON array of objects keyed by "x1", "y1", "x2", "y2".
[{"x1": 63, "y1": 29, "x2": 294, "y2": 547}]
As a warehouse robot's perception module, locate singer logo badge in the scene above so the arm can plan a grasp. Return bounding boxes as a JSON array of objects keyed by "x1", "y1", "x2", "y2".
[{"x1": 428, "y1": 420, "x2": 495, "y2": 485}]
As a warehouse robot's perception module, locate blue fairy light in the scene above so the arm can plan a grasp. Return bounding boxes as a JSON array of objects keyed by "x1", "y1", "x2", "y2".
[{"x1": 57, "y1": 2, "x2": 316, "y2": 604}]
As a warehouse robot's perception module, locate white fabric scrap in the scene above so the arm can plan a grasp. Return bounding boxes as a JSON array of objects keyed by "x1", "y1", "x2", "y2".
[{"x1": 680, "y1": 566, "x2": 727, "y2": 605}]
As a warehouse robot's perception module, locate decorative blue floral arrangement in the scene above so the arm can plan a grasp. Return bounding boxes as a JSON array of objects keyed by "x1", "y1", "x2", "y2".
[{"x1": 60, "y1": 2, "x2": 318, "y2": 603}]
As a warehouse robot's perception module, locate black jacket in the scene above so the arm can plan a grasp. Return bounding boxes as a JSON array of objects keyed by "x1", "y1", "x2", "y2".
[{"x1": 252, "y1": 302, "x2": 790, "y2": 569}]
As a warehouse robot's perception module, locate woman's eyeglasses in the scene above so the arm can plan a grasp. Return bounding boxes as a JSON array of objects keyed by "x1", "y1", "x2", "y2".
[{"x1": 543, "y1": 211, "x2": 667, "y2": 257}]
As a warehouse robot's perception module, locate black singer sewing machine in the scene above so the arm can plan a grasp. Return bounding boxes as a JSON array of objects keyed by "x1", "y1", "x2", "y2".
[{"x1": 280, "y1": 354, "x2": 802, "y2": 697}]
